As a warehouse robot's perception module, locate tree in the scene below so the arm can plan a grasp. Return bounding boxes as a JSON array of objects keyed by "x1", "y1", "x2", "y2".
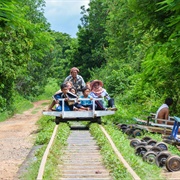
[{"x1": 71, "y1": 0, "x2": 109, "y2": 81}]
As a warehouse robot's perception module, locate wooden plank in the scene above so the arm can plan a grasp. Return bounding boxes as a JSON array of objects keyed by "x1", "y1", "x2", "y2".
[
  {"x1": 133, "y1": 117, "x2": 148, "y2": 125},
  {"x1": 133, "y1": 124, "x2": 172, "y2": 135}
]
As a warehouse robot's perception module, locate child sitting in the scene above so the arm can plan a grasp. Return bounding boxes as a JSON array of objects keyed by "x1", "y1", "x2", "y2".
[
  {"x1": 74, "y1": 87, "x2": 93, "y2": 111},
  {"x1": 53, "y1": 83, "x2": 77, "y2": 111}
]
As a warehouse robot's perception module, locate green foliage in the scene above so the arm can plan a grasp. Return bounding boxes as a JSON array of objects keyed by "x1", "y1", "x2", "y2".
[
  {"x1": 0, "y1": 0, "x2": 65, "y2": 111},
  {"x1": 1, "y1": 0, "x2": 180, "y2": 124},
  {"x1": 37, "y1": 78, "x2": 59, "y2": 100},
  {"x1": 35, "y1": 117, "x2": 55, "y2": 145},
  {"x1": 0, "y1": 92, "x2": 33, "y2": 122},
  {"x1": 84, "y1": 0, "x2": 180, "y2": 118},
  {"x1": 48, "y1": 32, "x2": 75, "y2": 82},
  {"x1": 71, "y1": 0, "x2": 109, "y2": 81}
]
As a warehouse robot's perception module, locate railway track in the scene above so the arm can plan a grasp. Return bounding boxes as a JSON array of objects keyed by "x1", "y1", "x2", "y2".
[
  {"x1": 59, "y1": 125, "x2": 112, "y2": 180},
  {"x1": 37, "y1": 122, "x2": 140, "y2": 180}
]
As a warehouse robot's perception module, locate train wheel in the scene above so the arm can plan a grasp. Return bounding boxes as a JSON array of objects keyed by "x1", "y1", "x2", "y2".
[
  {"x1": 135, "y1": 145, "x2": 148, "y2": 156},
  {"x1": 138, "y1": 142, "x2": 147, "y2": 146},
  {"x1": 96, "y1": 117, "x2": 102, "y2": 124},
  {"x1": 150, "y1": 146, "x2": 162, "y2": 154},
  {"x1": 133, "y1": 129, "x2": 142, "y2": 137},
  {"x1": 155, "y1": 142, "x2": 168, "y2": 151},
  {"x1": 55, "y1": 117, "x2": 60, "y2": 125},
  {"x1": 163, "y1": 138, "x2": 176, "y2": 145},
  {"x1": 142, "y1": 136, "x2": 152, "y2": 142},
  {"x1": 166, "y1": 155, "x2": 180, "y2": 172},
  {"x1": 147, "y1": 139, "x2": 157, "y2": 146},
  {"x1": 143, "y1": 151, "x2": 157, "y2": 164},
  {"x1": 120, "y1": 124, "x2": 128, "y2": 133},
  {"x1": 124, "y1": 128, "x2": 133, "y2": 135},
  {"x1": 120, "y1": 124, "x2": 128, "y2": 129},
  {"x1": 155, "y1": 151, "x2": 171, "y2": 167},
  {"x1": 130, "y1": 139, "x2": 141, "y2": 148},
  {"x1": 116, "y1": 123, "x2": 122, "y2": 129}
]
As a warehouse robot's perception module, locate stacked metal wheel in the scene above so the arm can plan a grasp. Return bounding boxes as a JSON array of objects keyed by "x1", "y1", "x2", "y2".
[
  {"x1": 130, "y1": 137, "x2": 180, "y2": 172},
  {"x1": 117, "y1": 124, "x2": 143, "y2": 137}
]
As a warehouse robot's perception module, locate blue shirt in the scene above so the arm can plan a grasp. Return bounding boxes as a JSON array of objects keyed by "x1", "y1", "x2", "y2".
[{"x1": 80, "y1": 95, "x2": 92, "y2": 106}]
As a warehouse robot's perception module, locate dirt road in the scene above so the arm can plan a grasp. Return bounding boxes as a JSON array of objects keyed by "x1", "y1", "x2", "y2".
[{"x1": 0, "y1": 100, "x2": 49, "y2": 180}]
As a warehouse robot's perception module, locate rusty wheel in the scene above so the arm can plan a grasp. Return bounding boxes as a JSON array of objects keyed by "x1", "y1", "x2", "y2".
[
  {"x1": 155, "y1": 142, "x2": 168, "y2": 151},
  {"x1": 130, "y1": 139, "x2": 141, "y2": 148},
  {"x1": 120, "y1": 124, "x2": 128, "y2": 133},
  {"x1": 116, "y1": 123, "x2": 122, "y2": 129},
  {"x1": 124, "y1": 128, "x2": 134, "y2": 135},
  {"x1": 147, "y1": 139, "x2": 157, "y2": 146},
  {"x1": 142, "y1": 136, "x2": 152, "y2": 142},
  {"x1": 150, "y1": 146, "x2": 162, "y2": 154},
  {"x1": 166, "y1": 155, "x2": 180, "y2": 172},
  {"x1": 55, "y1": 117, "x2": 60, "y2": 125},
  {"x1": 155, "y1": 151, "x2": 171, "y2": 167},
  {"x1": 133, "y1": 129, "x2": 142, "y2": 137},
  {"x1": 143, "y1": 151, "x2": 157, "y2": 164},
  {"x1": 135, "y1": 145, "x2": 148, "y2": 156},
  {"x1": 120, "y1": 124, "x2": 128, "y2": 129}
]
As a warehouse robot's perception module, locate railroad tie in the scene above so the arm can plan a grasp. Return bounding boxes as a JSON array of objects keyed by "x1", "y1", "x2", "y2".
[{"x1": 58, "y1": 129, "x2": 112, "y2": 180}]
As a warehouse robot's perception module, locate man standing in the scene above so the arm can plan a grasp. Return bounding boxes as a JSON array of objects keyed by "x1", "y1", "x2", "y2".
[{"x1": 64, "y1": 67, "x2": 86, "y2": 96}]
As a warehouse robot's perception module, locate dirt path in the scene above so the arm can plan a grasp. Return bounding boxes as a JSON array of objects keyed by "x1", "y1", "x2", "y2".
[{"x1": 0, "y1": 100, "x2": 49, "y2": 180}]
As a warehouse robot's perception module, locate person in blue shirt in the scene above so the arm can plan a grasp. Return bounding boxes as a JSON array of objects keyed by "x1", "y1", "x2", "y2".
[
  {"x1": 54, "y1": 83, "x2": 77, "y2": 111},
  {"x1": 74, "y1": 86, "x2": 93, "y2": 111}
]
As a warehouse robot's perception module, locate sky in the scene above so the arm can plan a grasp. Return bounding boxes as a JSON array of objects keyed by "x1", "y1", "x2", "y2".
[{"x1": 44, "y1": 0, "x2": 90, "y2": 38}]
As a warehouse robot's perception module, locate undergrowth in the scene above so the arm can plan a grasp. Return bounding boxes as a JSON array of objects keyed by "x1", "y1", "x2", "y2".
[
  {"x1": 90, "y1": 123, "x2": 133, "y2": 180},
  {"x1": 20, "y1": 116, "x2": 55, "y2": 180},
  {"x1": 0, "y1": 93, "x2": 33, "y2": 122}
]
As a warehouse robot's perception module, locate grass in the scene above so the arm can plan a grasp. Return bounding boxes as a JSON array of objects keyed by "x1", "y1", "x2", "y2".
[
  {"x1": 20, "y1": 116, "x2": 55, "y2": 180},
  {"x1": 0, "y1": 93, "x2": 33, "y2": 122},
  {"x1": 20, "y1": 116, "x2": 70, "y2": 180},
  {"x1": 90, "y1": 123, "x2": 133, "y2": 180},
  {"x1": 43, "y1": 123, "x2": 70, "y2": 179},
  {"x1": 103, "y1": 124, "x2": 165, "y2": 180},
  {"x1": 36, "y1": 78, "x2": 59, "y2": 101},
  {"x1": 20, "y1": 116, "x2": 180, "y2": 180}
]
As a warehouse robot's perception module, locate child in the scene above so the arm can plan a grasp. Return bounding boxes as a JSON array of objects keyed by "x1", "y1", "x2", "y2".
[
  {"x1": 53, "y1": 83, "x2": 77, "y2": 111},
  {"x1": 48, "y1": 81, "x2": 73, "y2": 111},
  {"x1": 69, "y1": 87, "x2": 77, "y2": 95},
  {"x1": 74, "y1": 87, "x2": 93, "y2": 111}
]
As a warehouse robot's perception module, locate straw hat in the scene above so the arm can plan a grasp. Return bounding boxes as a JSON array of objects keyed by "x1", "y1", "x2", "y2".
[{"x1": 90, "y1": 80, "x2": 103, "y2": 89}]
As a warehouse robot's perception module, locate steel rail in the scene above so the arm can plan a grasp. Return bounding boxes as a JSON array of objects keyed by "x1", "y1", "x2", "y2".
[
  {"x1": 100, "y1": 125, "x2": 141, "y2": 180},
  {"x1": 36, "y1": 123, "x2": 141, "y2": 180},
  {"x1": 36, "y1": 125, "x2": 58, "y2": 180}
]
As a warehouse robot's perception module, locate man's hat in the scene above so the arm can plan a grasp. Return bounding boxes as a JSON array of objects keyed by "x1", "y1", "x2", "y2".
[{"x1": 70, "y1": 67, "x2": 79, "y2": 74}]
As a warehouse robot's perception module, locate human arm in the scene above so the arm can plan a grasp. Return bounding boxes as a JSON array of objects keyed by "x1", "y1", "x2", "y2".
[{"x1": 102, "y1": 89, "x2": 111, "y2": 100}]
